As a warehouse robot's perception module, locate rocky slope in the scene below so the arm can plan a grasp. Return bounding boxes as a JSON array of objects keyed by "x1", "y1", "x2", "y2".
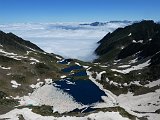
[
  {"x1": 0, "y1": 31, "x2": 81, "y2": 114},
  {"x1": 0, "y1": 22, "x2": 160, "y2": 120},
  {"x1": 91, "y1": 20, "x2": 160, "y2": 119},
  {"x1": 95, "y1": 20, "x2": 160, "y2": 63},
  {"x1": 94, "y1": 20, "x2": 160, "y2": 86}
]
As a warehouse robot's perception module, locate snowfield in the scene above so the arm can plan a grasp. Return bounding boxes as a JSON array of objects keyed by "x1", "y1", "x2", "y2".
[
  {"x1": 117, "y1": 89, "x2": 160, "y2": 120},
  {"x1": 29, "y1": 84, "x2": 83, "y2": 113}
]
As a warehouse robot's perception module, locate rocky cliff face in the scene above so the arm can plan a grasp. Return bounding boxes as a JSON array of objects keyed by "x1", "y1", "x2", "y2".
[{"x1": 95, "y1": 20, "x2": 160, "y2": 64}]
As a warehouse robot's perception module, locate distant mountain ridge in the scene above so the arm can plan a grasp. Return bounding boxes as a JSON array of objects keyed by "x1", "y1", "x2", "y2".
[{"x1": 79, "y1": 20, "x2": 132, "y2": 26}]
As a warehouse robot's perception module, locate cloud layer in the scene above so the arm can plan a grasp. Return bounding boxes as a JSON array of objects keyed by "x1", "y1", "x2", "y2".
[{"x1": 0, "y1": 22, "x2": 130, "y2": 61}]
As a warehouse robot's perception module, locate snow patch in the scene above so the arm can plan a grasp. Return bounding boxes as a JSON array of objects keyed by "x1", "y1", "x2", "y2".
[
  {"x1": 128, "y1": 33, "x2": 132, "y2": 36},
  {"x1": 96, "y1": 71, "x2": 106, "y2": 80},
  {"x1": 83, "y1": 65, "x2": 89, "y2": 68},
  {"x1": 60, "y1": 75, "x2": 66, "y2": 79},
  {"x1": 75, "y1": 62, "x2": 81, "y2": 66},
  {"x1": 26, "y1": 51, "x2": 32, "y2": 55},
  {"x1": 129, "y1": 81, "x2": 142, "y2": 86},
  {"x1": 55, "y1": 56, "x2": 62, "y2": 60},
  {"x1": 30, "y1": 57, "x2": 40, "y2": 63},
  {"x1": 11, "y1": 80, "x2": 21, "y2": 88},
  {"x1": 30, "y1": 82, "x2": 44, "y2": 89},
  {"x1": 121, "y1": 46, "x2": 125, "y2": 49},
  {"x1": 0, "y1": 44, "x2": 3, "y2": 47},
  {"x1": 111, "y1": 60, "x2": 150, "y2": 74},
  {"x1": 145, "y1": 79, "x2": 160, "y2": 88},
  {"x1": 0, "y1": 49, "x2": 28, "y2": 60},
  {"x1": 0, "y1": 66, "x2": 11, "y2": 70},
  {"x1": 118, "y1": 65, "x2": 131, "y2": 68},
  {"x1": 132, "y1": 40, "x2": 143, "y2": 43},
  {"x1": 44, "y1": 78, "x2": 53, "y2": 84},
  {"x1": 129, "y1": 58, "x2": 138, "y2": 64}
]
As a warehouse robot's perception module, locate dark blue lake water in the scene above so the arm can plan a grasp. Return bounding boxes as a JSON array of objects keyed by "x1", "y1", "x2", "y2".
[
  {"x1": 62, "y1": 65, "x2": 83, "y2": 73},
  {"x1": 53, "y1": 79, "x2": 106, "y2": 105},
  {"x1": 71, "y1": 71, "x2": 87, "y2": 76}
]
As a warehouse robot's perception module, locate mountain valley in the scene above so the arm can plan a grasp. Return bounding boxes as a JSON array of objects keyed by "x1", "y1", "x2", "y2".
[{"x1": 0, "y1": 20, "x2": 160, "y2": 120}]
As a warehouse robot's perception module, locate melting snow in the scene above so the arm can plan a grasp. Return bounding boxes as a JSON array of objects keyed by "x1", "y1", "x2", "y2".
[
  {"x1": 96, "y1": 71, "x2": 106, "y2": 80},
  {"x1": 83, "y1": 65, "x2": 89, "y2": 68},
  {"x1": 145, "y1": 79, "x2": 160, "y2": 88},
  {"x1": 118, "y1": 65, "x2": 131, "y2": 68},
  {"x1": 121, "y1": 46, "x2": 125, "y2": 49},
  {"x1": 117, "y1": 89, "x2": 160, "y2": 120},
  {"x1": 111, "y1": 60, "x2": 150, "y2": 74},
  {"x1": 128, "y1": 33, "x2": 132, "y2": 36},
  {"x1": 114, "y1": 74, "x2": 118, "y2": 76},
  {"x1": 7, "y1": 73, "x2": 12, "y2": 75},
  {"x1": 11, "y1": 80, "x2": 21, "y2": 88},
  {"x1": 55, "y1": 56, "x2": 62, "y2": 60},
  {"x1": 29, "y1": 84, "x2": 82, "y2": 113},
  {"x1": 75, "y1": 62, "x2": 81, "y2": 66},
  {"x1": 30, "y1": 82, "x2": 44, "y2": 89},
  {"x1": 44, "y1": 78, "x2": 53, "y2": 84},
  {"x1": 26, "y1": 51, "x2": 32, "y2": 55},
  {"x1": 132, "y1": 40, "x2": 137, "y2": 43},
  {"x1": 0, "y1": 49, "x2": 28, "y2": 60},
  {"x1": 60, "y1": 75, "x2": 66, "y2": 79},
  {"x1": 0, "y1": 66, "x2": 11, "y2": 70},
  {"x1": 138, "y1": 40, "x2": 143, "y2": 43},
  {"x1": 132, "y1": 40, "x2": 143, "y2": 43},
  {"x1": 129, "y1": 58, "x2": 138, "y2": 64},
  {"x1": 30, "y1": 57, "x2": 40, "y2": 63},
  {"x1": 129, "y1": 81, "x2": 142, "y2": 86}
]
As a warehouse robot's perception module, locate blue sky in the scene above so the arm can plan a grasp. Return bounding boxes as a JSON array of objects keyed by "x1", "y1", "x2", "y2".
[{"x1": 0, "y1": 0, "x2": 160, "y2": 23}]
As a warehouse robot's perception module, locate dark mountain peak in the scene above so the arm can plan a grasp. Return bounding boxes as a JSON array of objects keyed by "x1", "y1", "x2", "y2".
[
  {"x1": 95, "y1": 20, "x2": 160, "y2": 64},
  {"x1": 0, "y1": 31, "x2": 44, "y2": 53}
]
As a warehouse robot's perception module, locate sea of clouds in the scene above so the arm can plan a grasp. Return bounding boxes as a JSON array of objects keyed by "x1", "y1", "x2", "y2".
[{"x1": 0, "y1": 22, "x2": 130, "y2": 61}]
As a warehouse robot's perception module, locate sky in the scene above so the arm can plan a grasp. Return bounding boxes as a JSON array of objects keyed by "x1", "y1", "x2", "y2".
[{"x1": 0, "y1": 0, "x2": 160, "y2": 23}]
